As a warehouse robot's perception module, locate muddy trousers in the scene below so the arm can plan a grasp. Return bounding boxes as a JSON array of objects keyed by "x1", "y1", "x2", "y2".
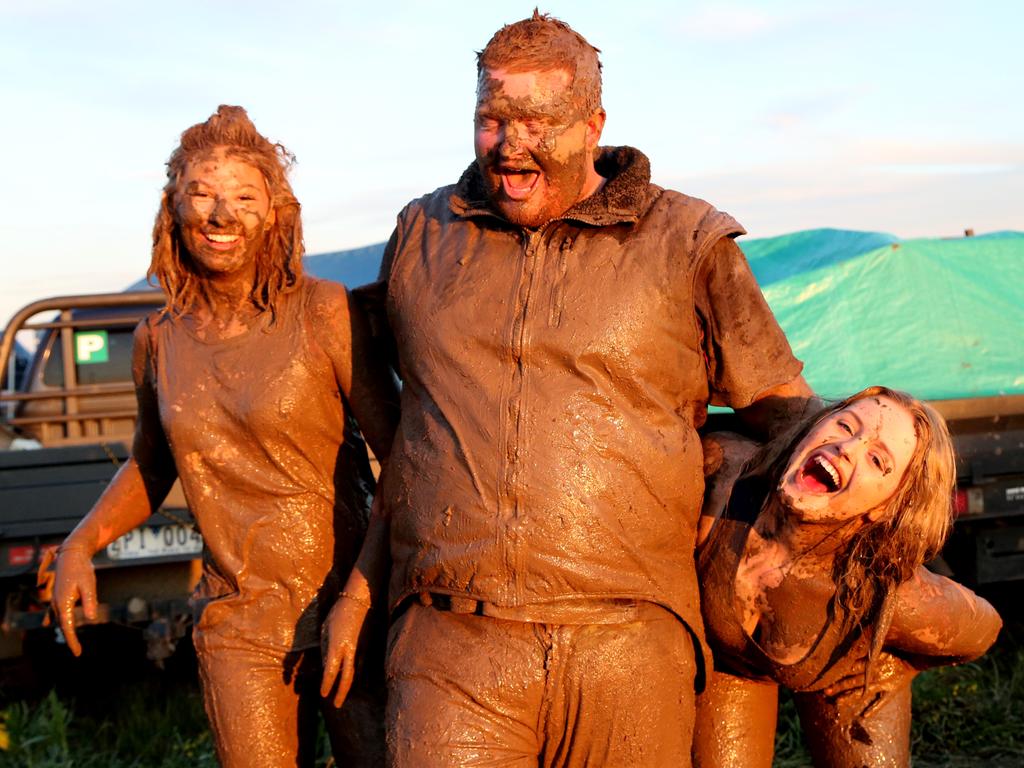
[
  {"x1": 386, "y1": 602, "x2": 698, "y2": 768},
  {"x1": 194, "y1": 634, "x2": 385, "y2": 768},
  {"x1": 795, "y1": 656, "x2": 915, "y2": 768},
  {"x1": 693, "y1": 656, "x2": 915, "y2": 768}
]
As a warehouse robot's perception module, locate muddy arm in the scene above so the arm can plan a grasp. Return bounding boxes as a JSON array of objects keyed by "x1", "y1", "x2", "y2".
[
  {"x1": 316, "y1": 270, "x2": 400, "y2": 706},
  {"x1": 697, "y1": 432, "x2": 760, "y2": 547},
  {"x1": 886, "y1": 567, "x2": 1002, "y2": 665},
  {"x1": 696, "y1": 236, "x2": 819, "y2": 442},
  {"x1": 321, "y1": 491, "x2": 391, "y2": 706},
  {"x1": 734, "y1": 374, "x2": 819, "y2": 442},
  {"x1": 307, "y1": 280, "x2": 400, "y2": 462},
  {"x1": 52, "y1": 320, "x2": 178, "y2": 655},
  {"x1": 345, "y1": 287, "x2": 400, "y2": 462}
]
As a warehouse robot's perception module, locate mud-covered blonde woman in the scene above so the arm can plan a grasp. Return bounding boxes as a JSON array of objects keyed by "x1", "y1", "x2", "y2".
[
  {"x1": 694, "y1": 386, "x2": 1001, "y2": 767},
  {"x1": 50, "y1": 106, "x2": 397, "y2": 768}
]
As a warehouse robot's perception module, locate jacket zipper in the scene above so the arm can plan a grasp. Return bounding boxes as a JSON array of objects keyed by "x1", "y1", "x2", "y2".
[{"x1": 504, "y1": 227, "x2": 546, "y2": 603}]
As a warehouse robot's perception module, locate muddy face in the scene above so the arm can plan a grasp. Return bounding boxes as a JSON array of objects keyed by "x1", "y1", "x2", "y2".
[
  {"x1": 174, "y1": 147, "x2": 274, "y2": 278},
  {"x1": 474, "y1": 67, "x2": 604, "y2": 228},
  {"x1": 778, "y1": 396, "x2": 917, "y2": 526}
]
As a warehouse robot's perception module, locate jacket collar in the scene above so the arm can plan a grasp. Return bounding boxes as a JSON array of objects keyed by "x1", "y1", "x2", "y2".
[{"x1": 449, "y1": 146, "x2": 656, "y2": 228}]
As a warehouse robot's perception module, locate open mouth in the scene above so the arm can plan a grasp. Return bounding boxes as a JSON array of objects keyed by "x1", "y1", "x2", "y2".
[
  {"x1": 203, "y1": 232, "x2": 241, "y2": 250},
  {"x1": 498, "y1": 168, "x2": 540, "y2": 201},
  {"x1": 797, "y1": 453, "x2": 842, "y2": 494}
]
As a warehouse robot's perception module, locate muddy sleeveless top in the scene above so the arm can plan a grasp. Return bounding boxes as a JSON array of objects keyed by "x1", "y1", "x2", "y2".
[
  {"x1": 144, "y1": 279, "x2": 373, "y2": 653},
  {"x1": 698, "y1": 474, "x2": 871, "y2": 692}
]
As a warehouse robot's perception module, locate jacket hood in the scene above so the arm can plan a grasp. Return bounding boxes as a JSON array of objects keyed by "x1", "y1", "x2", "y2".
[{"x1": 449, "y1": 146, "x2": 659, "y2": 227}]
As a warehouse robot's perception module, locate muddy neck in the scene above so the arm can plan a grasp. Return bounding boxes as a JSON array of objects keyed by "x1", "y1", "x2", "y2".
[
  {"x1": 755, "y1": 495, "x2": 859, "y2": 570},
  {"x1": 189, "y1": 265, "x2": 263, "y2": 339}
]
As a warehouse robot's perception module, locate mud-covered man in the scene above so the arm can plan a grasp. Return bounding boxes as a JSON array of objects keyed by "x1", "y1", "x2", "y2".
[{"x1": 322, "y1": 12, "x2": 814, "y2": 766}]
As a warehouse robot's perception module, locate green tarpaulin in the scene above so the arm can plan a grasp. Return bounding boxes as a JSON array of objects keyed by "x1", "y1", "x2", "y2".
[{"x1": 739, "y1": 229, "x2": 1024, "y2": 401}]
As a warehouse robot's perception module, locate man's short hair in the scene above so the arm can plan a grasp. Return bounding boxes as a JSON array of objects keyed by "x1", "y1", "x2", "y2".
[{"x1": 476, "y1": 10, "x2": 603, "y2": 115}]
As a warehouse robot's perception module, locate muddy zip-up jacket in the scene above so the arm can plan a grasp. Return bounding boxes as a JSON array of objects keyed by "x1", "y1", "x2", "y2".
[{"x1": 370, "y1": 146, "x2": 802, "y2": 670}]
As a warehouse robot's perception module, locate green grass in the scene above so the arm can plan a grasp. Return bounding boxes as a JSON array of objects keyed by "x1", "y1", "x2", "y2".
[
  {"x1": 0, "y1": 681, "x2": 217, "y2": 768},
  {"x1": 0, "y1": 682, "x2": 345, "y2": 767},
  {"x1": 911, "y1": 643, "x2": 1024, "y2": 767}
]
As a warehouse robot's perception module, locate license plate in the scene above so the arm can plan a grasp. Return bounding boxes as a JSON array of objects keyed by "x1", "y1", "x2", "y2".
[{"x1": 105, "y1": 524, "x2": 203, "y2": 561}]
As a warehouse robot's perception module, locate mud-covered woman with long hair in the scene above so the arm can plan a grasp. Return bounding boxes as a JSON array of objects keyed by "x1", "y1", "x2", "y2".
[
  {"x1": 50, "y1": 106, "x2": 397, "y2": 768},
  {"x1": 693, "y1": 386, "x2": 1002, "y2": 767}
]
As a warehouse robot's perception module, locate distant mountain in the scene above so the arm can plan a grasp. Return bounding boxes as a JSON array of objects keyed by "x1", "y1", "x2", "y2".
[{"x1": 304, "y1": 242, "x2": 387, "y2": 287}]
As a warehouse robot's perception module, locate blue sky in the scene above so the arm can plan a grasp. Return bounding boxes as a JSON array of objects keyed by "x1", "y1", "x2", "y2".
[{"x1": 1, "y1": 0, "x2": 1021, "y2": 327}]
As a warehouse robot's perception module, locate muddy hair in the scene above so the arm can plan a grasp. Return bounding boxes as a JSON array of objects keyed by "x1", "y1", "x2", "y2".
[
  {"x1": 476, "y1": 9, "x2": 603, "y2": 116},
  {"x1": 751, "y1": 386, "x2": 955, "y2": 631},
  {"x1": 149, "y1": 105, "x2": 303, "y2": 318}
]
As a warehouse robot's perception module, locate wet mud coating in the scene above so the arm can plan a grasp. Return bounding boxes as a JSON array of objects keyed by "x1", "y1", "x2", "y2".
[
  {"x1": 386, "y1": 602, "x2": 696, "y2": 767},
  {"x1": 474, "y1": 68, "x2": 602, "y2": 228},
  {"x1": 50, "y1": 107, "x2": 394, "y2": 768},
  {"x1": 150, "y1": 280, "x2": 369, "y2": 652},
  {"x1": 363, "y1": 142, "x2": 804, "y2": 765},
  {"x1": 196, "y1": 641, "x2": 382, "y2": 767},
  {"x1": 173, "y1": 147, "x2": 275, "y2": 281},
  {"x1": 144, "y1": 279, "x2": 383, "y2": 767},
  {"x1": 378, "y1": 145, "x2": 800, "y2": 630},
  {"x1": 345, "y1": 15, "x2": 812, "y2": 763},
  {"x1": 776, "y1": 396, "x2": 917, "y2": 530},
  {"x1": 692, "y1": 671, "x2": 777, "y2": 768},
  {"x1": 794, "y1": 653, "x2": 914, "y2": 768},
  {"x1": 694, "y1": 424, "x2": 1002, "y2": 767}
]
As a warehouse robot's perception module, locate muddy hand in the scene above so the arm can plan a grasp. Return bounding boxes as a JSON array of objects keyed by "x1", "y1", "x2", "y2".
[
  {"x1": 51, "y1": 544, "x2": 98, "y2": 656},
  {"x1": 320, "y1": 592, "x2": 371, "y2": 708},
  {"x1": 824, "y1": 651, "x2": 919, "y2": 703}
]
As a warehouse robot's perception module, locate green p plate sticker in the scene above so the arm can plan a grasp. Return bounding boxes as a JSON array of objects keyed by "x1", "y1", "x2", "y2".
[{"x1": 75, "y1": 330, "x2": 109, "y2": 364}]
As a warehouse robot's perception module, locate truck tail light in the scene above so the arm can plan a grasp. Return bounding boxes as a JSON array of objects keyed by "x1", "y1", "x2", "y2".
[
  {"x1": 7, "y1": 544, "x2": 58, "y2": 567},
  {"x1": 954, "y1": 489, "x2": 968, "y2": 516},
  {"x1": 8, "y1": 545, "x2": 35, "y2": 566},
  {"x1": 954, "y1": 486, "x2": 985, "y2": 517}
]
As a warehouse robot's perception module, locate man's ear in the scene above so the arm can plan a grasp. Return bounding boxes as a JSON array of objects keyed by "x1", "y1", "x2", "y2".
[
  {"x1": 264, "y1": 207, "x2": 277, "y2": 230},
  {"x1": 586, "y1": 108, "x2": 607, "y2": 150}
]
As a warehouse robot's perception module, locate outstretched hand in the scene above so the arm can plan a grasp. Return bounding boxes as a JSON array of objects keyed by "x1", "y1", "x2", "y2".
[
  {"x1": 49, "y1": 545, "x2": 98, "y2": 657},
  {"x1": 320, "y1": 591, "x2": 372, "y2": 708}
]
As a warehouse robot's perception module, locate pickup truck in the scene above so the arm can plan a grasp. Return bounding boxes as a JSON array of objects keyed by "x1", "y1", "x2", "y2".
[
  {"x1": 930, "y1": 395, "x2": 1024, "y2": 585},
  {"x1": 0, "y1": 291, "x2": 201, "y2": 663}
]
